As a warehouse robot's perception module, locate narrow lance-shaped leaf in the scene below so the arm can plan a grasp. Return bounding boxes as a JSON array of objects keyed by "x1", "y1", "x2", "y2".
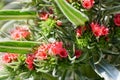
[
  {"x1": 92, "y1": 60, "x2": 120, "y2": 80},
  {"x1": 0, "y1": 10, "x2": 36, "y2": 20},
  {"x1": 105, "y1": 5, "x2": 120, "y2": 14},
  {"x1": 0, "y1": 41, "x2": 40, "y2": 54},
  {"x1": 55, "y1": 0, "x2": 89, "y2": 26}
]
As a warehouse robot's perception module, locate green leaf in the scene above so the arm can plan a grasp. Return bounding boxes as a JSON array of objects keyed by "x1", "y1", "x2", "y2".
[
  {"x1": 105, "y1": 5, "x2": 120, "y2": 14},
  {"x1": 19, "y1": 72, "x2": 32, "y2": 79},
  {"x1": 93, "y1": 60, "x2": 120, "y2": 80},
  {"x1": 0, "y1": 40, "x2": 40, "y2": 47},
  {"x1": 3, "y1": 2, "x2": 24, "y2": 9},
  {"x1": 0, "y1": 68, "x2": 11, "y2": 80},
  {"x1": 41, "y1": 72, "x2": 58, "y2": 80},
  {"x1": 0, "y1": 41, "x2": 40, "y2": 54},
  {"x1": 0, "y1": 10, "x2": 36, "y2": 20},
  {"x1": 55, "y1": 0, "x2": 89, "y2": 26}
]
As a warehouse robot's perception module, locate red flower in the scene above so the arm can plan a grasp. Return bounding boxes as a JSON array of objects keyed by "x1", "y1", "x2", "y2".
[
  {"x1": 27, "y1": 64, "x2": 34, "y2": 70},
  {"x1": 114, "y1": 14, "x2": 120, "y2": 26},
  {"x1": 2, "y1": 53, "x2": 11, "y2": 63},
  {"x1": 90, "y1": 22, "x2": 109, "y2": 37},
  {"x1": 49, "y1": 42, "x2": 63, "y2": 55},
  {"x1": 38, "y1": 11, "x2": 49, "y2": 20},
  {"x1": 35, "y1": 41, "x2": 68, "y2": 58},
  {"x1": 35, "y1": 51, "x2": 47, "y2": 60},
  {"x1": 101, "y1": 26, "x2": 109, "y2": 36},
  {"x1": 48, "y1": 7, "x2": 54, "y2": 14},
  {"x1": 49, "y1": 42, "x2": 68, "y2": 58},
  {"x1": 11, "y1": 27, "x2": 30, "y2": 40},
  {"x1": 90, "y1": 22, "x2": 102, "y2": 37},
  {"x1": 82, "y1": 0, "x2": 94, "y2": 9},
  {"x1": 2, "y1": 53, "x2": 18, "y2": 63},
  {"x1": 59, "y1": 48, "x2": 68, "y2": 58},
  {"x1": 25, "y1": 54, "x2": 34, "y2": 65},
  {"x1": 56, "y1": 20, "x2": 62, "y2": 26},
  {"x1": 76, "y1": 26, "x2": 86, "y2": 37},
  {"x1": 37, "y1": 44, "x2": 50, "y2": 52},
  {"x1": 75, "y1": 50, "x2": 82, "y2": 58},
  {"x1": 25, "y1": 54, "x2": 34, "y2": 70}
]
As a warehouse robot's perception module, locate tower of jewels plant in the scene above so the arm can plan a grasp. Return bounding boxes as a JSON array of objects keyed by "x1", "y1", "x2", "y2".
[{"x1": 0, "y1": 0, "x2": 120, "y2": 80}]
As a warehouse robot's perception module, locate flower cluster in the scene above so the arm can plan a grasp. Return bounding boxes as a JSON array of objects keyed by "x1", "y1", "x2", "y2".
[
  {"x1": 90, "y1": 22, "x2": 109, "y2": 37},
  {"x1": 0, "y1": 0, "x2": 120, "y2": 80},
  {"x1": 10, "y1": 25, "x2": 30, "y2": 40},
  {"x1": 82, "y1": 0, "x2": 95, "y2": 9},
  {"x1": 25, "y1": 41, "x2": 68, "y2": 70},
  {"x1": 25, "y1": 54, "x2": 34, "y2": 70},
  {"x1": 2, "y1": 53, "x2": 18, "y2": 63},
  {"x1": 36, "y1": 42, "x2": 68, "y2": 58}
]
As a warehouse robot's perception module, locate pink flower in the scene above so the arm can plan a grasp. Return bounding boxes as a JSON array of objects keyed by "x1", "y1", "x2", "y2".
[
  {"x1": 25, "y1": 54, "x2": 34, "y2": 65},
  {"x1": 35, "y1": 51, "x2": 47, "y2": 60},
  {"x1": 2, "y1": 53, "x2": 11, "y2": 63},
  {"x1": 49, "y1": 42, "x2": 63, "y2": 55},
  {"x1": 2, "y1": 53, "x2": 18, "y2": 63},
  {"x1": 90, "y1": 22, "x2": 102, "y2": 37},
  {"x1": 56, "y1": 20, "x2": 62, "y2": 26},
  {"x1": 90, "y1": 22, "x2": 109, "y2": 37},
  {"x1": 114, "y1": 14, "x2": 120, "y2": 26},
  {"x1": 11, "y1": 27, "x2": 30, "y2": 40},
  {"x1": 37, "y1": 44, "x2": 50, "y2": 52},
  {"x1": 82, "y1": 0, "x2": 94, "y2": 9},
  {"x1": 35, "y1": 41, "x2": 68, "y2": 58},
  {"x1": 75, "y1": 50, "x2": 82, "y2": 58},
  {"x1": 25, "y1": 54, "x2": 34, "y2": 70},
  {"x1": 38, "y1": 11, "x2": 49, "y2": 20}
]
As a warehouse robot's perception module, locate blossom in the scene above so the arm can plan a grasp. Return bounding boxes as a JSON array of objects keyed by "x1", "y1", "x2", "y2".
[
  {"x1": 90, "y1": 22, "x2": 109, "y2": 37},
  {"x1": 59, "y1": 48, "x2": 68, "y2": 58},
  {"x1": 35, "y1": 51, "x2": 47, "y2": 60},
  {"x1": 11, "y1": 26, "x2": 30, "y2": 40},
  {"x1": 34, "y1": 44, "x2": 50, "y2": 60},
  {"x1": 90, "y1": 22, "x2": 102, "y2": 37},
  {"x1": 38, "y1": 11, "x2": 49, "y2": 20},
  {"x1": 49, "y1": 42, "x2": 68, "y2": 58},
  {"x1": 25, "y1": 54, "x2": 34, "y2": 70},
  {"x1": 2, "y1": 53, "x2": 18, "y2": 63},
  {"x1": 37, "y1": 44, "x2": 50, "y2": 52},
  {"x1": 27, "y1": 64, "x2": 34, "y2": 70},
  {"x1": 34, "y1": 41, "x2": 68, "y2": 59},
  {"x1": 56, "y1": 20, "x2": 62, "y2": 26},
  {"x1": 101, "y1": 26, "x2": 109, "y2": 36},
  {"x1": 76, "y1": 26, "x2": 86, "y2": 37},
  {"x1": 114, "y1": 14, "x2": 120, "y2": 26},
  {"x1": 48, "y1": 7, "x2": 54, "y2": 14},
  {"x1": 49, "y1": 42, "x2": 63, "y2": 55},
  {"x1": 2, "y1": 53, "x2": 11, "y2": 63},
  {"x1": 25, "y1": 54, "x2": 34, "y2": 65},
  {"x1": 75, "y1": 49, "x2": 82, "y2": 58},
  {"x1": 82, "y1": 0, "x2": 94, "y2": 9}
]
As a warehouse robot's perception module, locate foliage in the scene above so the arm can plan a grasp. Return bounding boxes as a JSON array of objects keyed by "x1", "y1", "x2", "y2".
[{"x1": 0, "y1": 0, "x2": 120, "y2": 80}]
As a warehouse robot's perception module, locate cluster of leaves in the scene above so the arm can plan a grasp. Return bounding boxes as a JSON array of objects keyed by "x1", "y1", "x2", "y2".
[{"x1": 0, "y1": 0, "x2": 120, "y2": 80}]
